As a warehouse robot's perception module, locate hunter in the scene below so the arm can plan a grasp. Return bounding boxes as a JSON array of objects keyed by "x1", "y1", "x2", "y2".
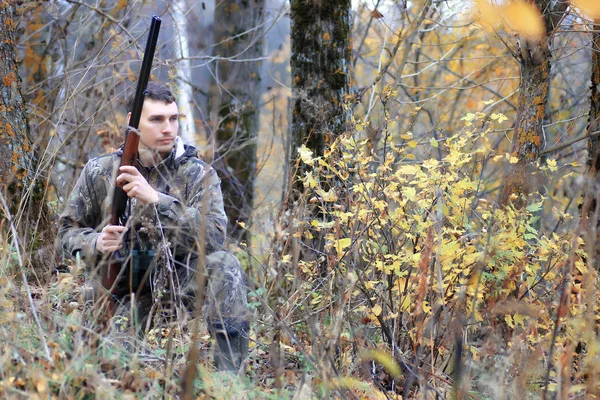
[{"x1": 58, "y1": 82, "x2": 249, "y2": 372}]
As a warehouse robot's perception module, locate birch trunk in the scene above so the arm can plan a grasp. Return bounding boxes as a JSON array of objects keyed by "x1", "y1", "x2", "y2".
[{"x1": 171, "y1": 0, "x2": 197, "y2": 145}]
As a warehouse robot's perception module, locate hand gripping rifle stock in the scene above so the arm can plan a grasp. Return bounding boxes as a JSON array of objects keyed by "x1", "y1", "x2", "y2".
[{"x1": 101, "y1": 16, "x2": 161, "y2": 316}]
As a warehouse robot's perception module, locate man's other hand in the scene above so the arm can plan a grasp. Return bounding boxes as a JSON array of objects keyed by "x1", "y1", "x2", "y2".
[
  {"x1": 96, "y1": 225, "x2": 128, "y2": 254},
  {"x1": 116, "y1": 166, "x2": 160, "y2": 204}
]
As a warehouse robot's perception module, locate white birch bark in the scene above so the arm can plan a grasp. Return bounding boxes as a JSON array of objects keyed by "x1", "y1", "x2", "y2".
[{"x1": 171, "y1": 0, "x2": 197, "y2": 145}]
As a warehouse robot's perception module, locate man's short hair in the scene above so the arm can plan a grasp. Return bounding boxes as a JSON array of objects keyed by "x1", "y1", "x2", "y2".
[{"x1": 126, "y1": 82, "x2": 176, "y2": 112}]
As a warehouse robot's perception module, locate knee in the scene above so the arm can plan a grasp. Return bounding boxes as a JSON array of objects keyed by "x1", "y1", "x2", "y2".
[{"x1": 206, "y1": 251, "x2": 243, "y2": 275}]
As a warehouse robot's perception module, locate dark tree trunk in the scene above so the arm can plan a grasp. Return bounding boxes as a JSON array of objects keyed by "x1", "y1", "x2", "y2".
[
  {"x1": 587, "y1": 22, "x2": 600, "y2": 180},
  {"x1": 212, "y1": 0, "x2": 265, "y2": 240},
  {"x1": 582, "y1": 20, "x2": 600, "y2": 270},
  {"x1": 499, "y1": 0, "x2": 567, "y2": 207},
  {"x1": 498, "y1": 40, "x2": 550, "y2": 207},
  {"x1": 0, "y1": 1, "x2": 54, "y2": 274},
  {"x1": 289, "y1": 0, "x2": 352, "y2": 197}
]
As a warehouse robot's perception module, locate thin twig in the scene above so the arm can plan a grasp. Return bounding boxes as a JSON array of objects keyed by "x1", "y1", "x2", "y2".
[{"x1": 539, "y1": 130, "x2": 600, "y2": 157}]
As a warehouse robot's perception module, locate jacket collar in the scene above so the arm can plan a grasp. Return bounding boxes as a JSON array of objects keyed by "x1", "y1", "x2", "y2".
[{"x1": 116, "y1": 136, "x2": 196, "y2": 169}]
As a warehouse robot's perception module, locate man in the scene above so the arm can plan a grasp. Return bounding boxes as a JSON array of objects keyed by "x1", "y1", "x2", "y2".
[{"x1": 58, "y1": 82, "x2": 249, "y2": 372}]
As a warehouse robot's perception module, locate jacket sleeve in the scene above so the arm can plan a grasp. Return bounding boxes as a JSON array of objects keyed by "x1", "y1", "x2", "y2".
[
  {"x1": 57, "y1": 160, "x2": 103, "y2": 261},
  {"x1": 153, "y1": 163, "x2": 228, "y2": 255}
]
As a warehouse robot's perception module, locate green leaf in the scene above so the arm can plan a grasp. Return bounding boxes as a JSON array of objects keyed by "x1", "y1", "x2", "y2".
[{"x1": 526, "y1": 202, "x2": 543, "y2": 213}]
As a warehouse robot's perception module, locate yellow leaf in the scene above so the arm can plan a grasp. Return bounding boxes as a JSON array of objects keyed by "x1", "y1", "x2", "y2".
[
  {"x1": 503, "y1": 1, "x2": 545, "y2": 40},
  {"x1": 319, "y1": 189, "x2": 338, "y2": 202},
  {"x1": 569, "y1": 384, "x2": 588, "y2": 395},
  {"x1": 400, "y1": 296, "x2": 411, "y2": 312},
  {"x1": 422, "y1": 159, "x2": 439, "y2": 169},
  {"x1": 546, "y1": 158, "x2": 558, "y2": 172},
  {"x1": 505, "y1": 314, "x2": 515, "y2": 328},
  {"x1": 422, "y1": 300, "x2": 431, "y2": 314},
  {"x1": 361, "y1": 349, "x2": 402, "y2": 378},
  {"x1": 430, "y1": 138, "x2": 439, "y2": 148},
  {"x1": 490, "y1": 113, "x2": 508, "y2": 123},
  {"x1": 461, "y1": 112, "x2": 477, "y2": 127},
  {"x1": 304, "y1": 171, "x2": 318, "y2": 189},
  {"x1": 311, "y1": 219, "x2": 335, "y2": 228},
  {"x1": 397, "y1": 164, "x2": 421, "y2": 176},
  {"x1": 36, "y1": 377, "x2": 48, "y2": 393},
  {"x1": 372, "y1": 304, "x2": 382, "y2": 316},
  {"x1": 326, "y1": 376, "x2": 367, "y2": 390},
  {"x1": 571, "y1": 0, "x2": 600, "y2": 18},
  {"x1": 402, "y1": 186, "x2": 417, "y2": 202},
  {"x1": 334, "y1": 238, "x2": 352, "y2": 256},
  {"x1": 407, "y1": 140, "x2": 418, "y2": 148},
  {"x1": 513, "y1": 314, "x2": 525, "y2": 327},
  {"x1": 509, "y1": 155, "x2": 519, "y2": 164},
  {"x1": 298, "y1": 144, "x2": 314, "y2": 166}
]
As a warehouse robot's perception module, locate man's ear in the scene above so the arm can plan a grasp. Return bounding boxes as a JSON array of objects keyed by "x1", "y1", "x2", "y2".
[{"x1": 126, "y1": 112, "x2": 131, "y2": 126}]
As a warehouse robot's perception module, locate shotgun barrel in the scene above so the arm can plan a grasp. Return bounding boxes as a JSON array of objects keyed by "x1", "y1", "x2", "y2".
[{"x1": 102, "y1": 16, "x2": 161, "y2": 312}]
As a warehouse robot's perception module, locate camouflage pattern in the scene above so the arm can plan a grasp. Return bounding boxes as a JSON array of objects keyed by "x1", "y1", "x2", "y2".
[{"x1": 58, "y1": 141, "x2": 249, "y2": 335}]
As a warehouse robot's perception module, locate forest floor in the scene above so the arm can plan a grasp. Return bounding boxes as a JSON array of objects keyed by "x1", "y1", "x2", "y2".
[{"x1": 0, "y1": 263, "x2": 400, "y2": 400}]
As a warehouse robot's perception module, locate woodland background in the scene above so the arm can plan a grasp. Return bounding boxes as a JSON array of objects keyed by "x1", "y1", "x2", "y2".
[{"x1": 2, "y1": 0, "x2": 600, "y2": 398}]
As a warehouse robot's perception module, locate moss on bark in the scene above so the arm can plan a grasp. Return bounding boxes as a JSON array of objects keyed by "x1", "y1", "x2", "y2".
[
  {"x1": 0, "y1": 1, "x2": 55, "y2": 277},
  {"x1": 290, "y1": 0, "x2": 352, "y2": 197}
]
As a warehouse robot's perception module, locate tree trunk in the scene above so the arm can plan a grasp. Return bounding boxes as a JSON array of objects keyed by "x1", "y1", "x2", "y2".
[
  {"x1": 0, "y1": 1, "x2": 54, "y2": 274},
  {"x1": 587, "y1": 21, "x2": 600, "y2": 181},
  {"x1": 289, "y1": 0, "x2": 352, "y2": 196},
  {"x1": 171, "y1": 0, "x2": 197, "y2": 145},
  {"x1": 211, "y1": 0, "x2": 265, "y2": 240},
  {"x1": 499, "y1": 0, "x2": 567, "y2": 207},
  {"x1": 583, "y1": 20, "x2": 600, "y2": 270}
]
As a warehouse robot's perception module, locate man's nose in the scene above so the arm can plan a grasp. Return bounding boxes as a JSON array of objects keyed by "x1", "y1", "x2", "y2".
[{"x1": 162, "y1": 121, "x2": 172, "y2": 134}]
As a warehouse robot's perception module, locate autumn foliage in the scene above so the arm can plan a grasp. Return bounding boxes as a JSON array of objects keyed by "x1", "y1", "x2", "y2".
[
  {"x1": 4, "y1": 0, "x2": 600, "y2": 399},
  {"x1": 279, "y1": 107, "x2": 594, "y2": 397}
]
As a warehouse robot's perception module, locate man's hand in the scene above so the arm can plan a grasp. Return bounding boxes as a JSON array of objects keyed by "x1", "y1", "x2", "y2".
[
  {"x1": 96, "y1": 225, "x2": 128, "y2": 254},
  {"x1": 116, "y1": 165, "x2": 159, "y2": 204}
]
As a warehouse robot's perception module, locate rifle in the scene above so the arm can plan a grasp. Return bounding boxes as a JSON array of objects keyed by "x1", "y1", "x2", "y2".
[{"x1": 101, "y1": 16, "x2": 161, "y2": 315}]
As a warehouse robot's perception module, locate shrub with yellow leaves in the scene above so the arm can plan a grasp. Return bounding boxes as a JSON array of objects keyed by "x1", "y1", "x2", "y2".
[{"x1": 290, "y1": 111, "x2": 599, "y2": 397}]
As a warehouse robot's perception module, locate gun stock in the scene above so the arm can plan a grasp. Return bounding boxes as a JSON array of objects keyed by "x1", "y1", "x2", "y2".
[{"x1": 101, "y1": 16, "x2": 161, "y2": 318}]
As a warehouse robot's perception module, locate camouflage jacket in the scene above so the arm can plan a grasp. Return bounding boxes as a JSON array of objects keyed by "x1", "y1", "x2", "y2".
[{"x1": 58, "y1": 138, "x2": 228, "y2": 268}]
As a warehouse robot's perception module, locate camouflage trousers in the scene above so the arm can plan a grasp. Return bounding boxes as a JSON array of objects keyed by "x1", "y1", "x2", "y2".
[{"x1": 96, "y1": 250, "x2": 249, "y2": 337}]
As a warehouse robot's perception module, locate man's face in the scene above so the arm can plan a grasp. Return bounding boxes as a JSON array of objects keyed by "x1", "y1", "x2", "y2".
[{"x1": 134, "y1": 98, "x2": 179, "y2": 155}]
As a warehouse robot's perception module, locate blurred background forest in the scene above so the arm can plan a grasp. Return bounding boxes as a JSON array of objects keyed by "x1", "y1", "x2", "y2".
[{"x1": 3, "y1": 0, "x2": 600, "y2": 398}]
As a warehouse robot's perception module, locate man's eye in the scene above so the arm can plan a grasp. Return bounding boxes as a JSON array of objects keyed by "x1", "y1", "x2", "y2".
[{"x1": 170, "y1": 116, "x2": 178, "y2": 121}]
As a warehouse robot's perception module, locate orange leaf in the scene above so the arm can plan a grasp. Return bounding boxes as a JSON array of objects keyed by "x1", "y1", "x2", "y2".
[
  {"x1": 570, "y1": 0, "x2": 600, "y2": 19},
  {"x1": 371, "y1": 9, "x2": 384, "y2": 19},
  {"x1": 474, "y1": 0, "x2": 502, "y2": 32},
  {"x1": 474, "y1": 0, "x2": 545, "y2": 40},
  {"x1": 503, "y1": 1, "x2": 545, "y2": 40}
]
